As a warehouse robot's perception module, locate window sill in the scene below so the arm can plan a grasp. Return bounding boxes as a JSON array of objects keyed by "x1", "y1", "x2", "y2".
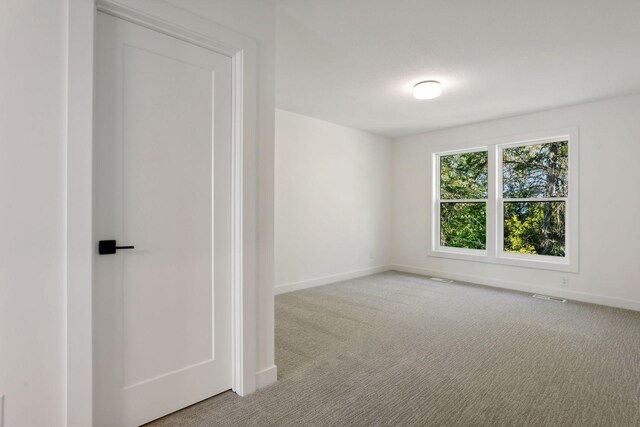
[{"x1": 428, "y1": 248, "x2": 578, "y2": 273}]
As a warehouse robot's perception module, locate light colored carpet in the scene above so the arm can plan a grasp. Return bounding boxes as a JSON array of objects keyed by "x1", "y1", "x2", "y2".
[{"x1": 147, "y1": 271, "x2": 640, "y2": 426}]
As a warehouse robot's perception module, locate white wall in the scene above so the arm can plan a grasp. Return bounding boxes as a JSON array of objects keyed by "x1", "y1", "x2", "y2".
[
  {"x1": 0, "y1": 0, "x2": 67, "y2": 426},
  {"x1": 392, "y1": 94, "x2": 640, "y2": 310},
  {"x1": 275, "y1": 109, "x2": 393, "y2": 293}
]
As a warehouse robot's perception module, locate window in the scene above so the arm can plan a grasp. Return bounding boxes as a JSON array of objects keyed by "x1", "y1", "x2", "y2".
[
  {"x1": 430, "y1": 130, "x2": 578, "y2": 272},
  {"x1": 437, "y1": 150, "x2": 488, "y2": 252},
  {"x1": 500, "y1": 141, "x2": 568, "y2": 258}
]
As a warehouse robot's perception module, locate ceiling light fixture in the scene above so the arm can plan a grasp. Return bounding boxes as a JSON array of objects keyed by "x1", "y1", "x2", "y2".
[{"x1": 413, "y1": 80, "x2": 442, "y2": 100}]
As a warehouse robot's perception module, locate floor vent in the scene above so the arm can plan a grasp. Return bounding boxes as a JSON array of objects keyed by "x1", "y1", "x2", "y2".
[
  {"x1": 430, "y1": 277, "x2": 454, "y2": 283},
  {"x1": 532, "y1": 294, "x2": 567, "y2": 303}
]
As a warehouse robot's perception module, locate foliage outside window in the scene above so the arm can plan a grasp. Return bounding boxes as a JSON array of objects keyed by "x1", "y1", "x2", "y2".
[
  {"x1": 502, "y1": 141, "x2": 568, "y2": 257},
  {"x1": 439, "y1": 151, "x2": 488, "y2": 250},
  {"x1": 433, "y1": 134, "x2": 576, "y2": 270}
]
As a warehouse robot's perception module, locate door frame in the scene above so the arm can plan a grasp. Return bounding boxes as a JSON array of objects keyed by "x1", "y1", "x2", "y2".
[{"x1": 67, "y1": 1, "x2": 259, "y2": 425}]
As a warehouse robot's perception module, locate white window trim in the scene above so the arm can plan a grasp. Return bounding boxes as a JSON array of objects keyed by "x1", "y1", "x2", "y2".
[
  {"x1": 432, "y1": 146, "x2": 489, "y2": 257},
  {"x1": 428, "y1": 128, "x2": 579, "y2": 273}
]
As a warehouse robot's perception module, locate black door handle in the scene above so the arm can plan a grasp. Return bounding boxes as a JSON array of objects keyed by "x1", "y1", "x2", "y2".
[{"x1": 99, "y1": 240, "x2": 135, "y2": 255}]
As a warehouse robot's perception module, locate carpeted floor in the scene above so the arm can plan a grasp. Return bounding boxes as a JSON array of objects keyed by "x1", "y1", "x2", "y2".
[{"x1": 148, "y1": 271, "x2": 640, "y2": 426}]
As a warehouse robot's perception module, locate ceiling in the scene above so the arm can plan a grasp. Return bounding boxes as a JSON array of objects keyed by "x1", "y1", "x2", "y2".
[{"x1": 275, "y1": 0, "x2": 640, "y2": 138}]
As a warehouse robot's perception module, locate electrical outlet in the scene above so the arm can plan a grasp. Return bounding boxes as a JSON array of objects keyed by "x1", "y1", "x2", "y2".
[{"x1": 561, "y1": 277, "x2": 569, "y2": 287}]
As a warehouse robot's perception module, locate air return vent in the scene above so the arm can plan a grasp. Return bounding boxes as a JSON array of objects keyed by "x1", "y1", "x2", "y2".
[
  {"x1": 430, "y1": 277, "x2": 454, "y2": 283},
  {"x1": 532, "y1": 294, "x2": 567, "y2": 303}
]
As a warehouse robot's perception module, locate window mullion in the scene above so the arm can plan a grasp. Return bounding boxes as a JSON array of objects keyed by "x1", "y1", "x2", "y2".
[
  {"x1": 503, "y1": 197, "x2": 568, "y2": 202},
  {"x1": 486, "y1": 145, "x2": 498, "y2": 258},
  {"x1": 437, "y1": 199, "x2": 486, "y2": 203}
]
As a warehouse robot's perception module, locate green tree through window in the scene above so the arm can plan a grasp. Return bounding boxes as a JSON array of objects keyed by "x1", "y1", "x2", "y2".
[
  {"x1": 502, "y1": 141, "x2": 568, "y2": 256},
  {"x1": 439, "y1": 151, "x2": 488, "y2": 250},
  {"x1": 440, "y1": 203, "x2": 486, "y2": 249},
  {"x1": 440, "y1": 151, "x2": 488, "y2": 199}
]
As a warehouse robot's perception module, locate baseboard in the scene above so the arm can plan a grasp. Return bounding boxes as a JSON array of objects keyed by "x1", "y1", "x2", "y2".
[
  {"x1": 255, "y1": 365, "x2": 277, "y2": 389},
  {"x1": 274, "y1": 265, "x2": 393, "y2": 295},
  {"x1": 391, "y1": 264, "x2": 640, "y2": 312}
]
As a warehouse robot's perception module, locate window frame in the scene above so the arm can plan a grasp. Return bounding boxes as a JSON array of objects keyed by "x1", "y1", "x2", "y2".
[
  {"x1": 428, "y1": 128, "x2": 579, "y2": 273},
  {"x1": 434, "y1": 146, "x2": 489, "y2": 256}
]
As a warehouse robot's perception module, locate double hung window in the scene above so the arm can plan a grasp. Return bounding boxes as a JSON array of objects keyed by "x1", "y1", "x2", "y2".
[{"x1": 431, "y1": 130, "x2": 578, "y2": 271}]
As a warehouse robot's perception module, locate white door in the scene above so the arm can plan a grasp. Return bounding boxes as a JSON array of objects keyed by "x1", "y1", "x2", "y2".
[{"x1": 94, "y1": 12, "x2": 233, "y2": 426}]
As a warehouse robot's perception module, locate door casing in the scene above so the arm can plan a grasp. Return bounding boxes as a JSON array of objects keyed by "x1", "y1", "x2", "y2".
[{"x1": 66, "y1": 1, "x2": 260, "y2": 425}]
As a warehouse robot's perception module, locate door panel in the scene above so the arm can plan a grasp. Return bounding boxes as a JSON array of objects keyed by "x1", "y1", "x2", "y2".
[
  {"x1": 95, "y1": 12, "x2": 232, "y2": 426},
  {"x1": 122, "y1": 44, "x2": 215, "y2": 387}
]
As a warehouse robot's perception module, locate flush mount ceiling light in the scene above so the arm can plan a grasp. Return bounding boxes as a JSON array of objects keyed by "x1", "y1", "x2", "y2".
[{"x1": 413, "y1": 80, "x2": 442, "y2": 100}]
